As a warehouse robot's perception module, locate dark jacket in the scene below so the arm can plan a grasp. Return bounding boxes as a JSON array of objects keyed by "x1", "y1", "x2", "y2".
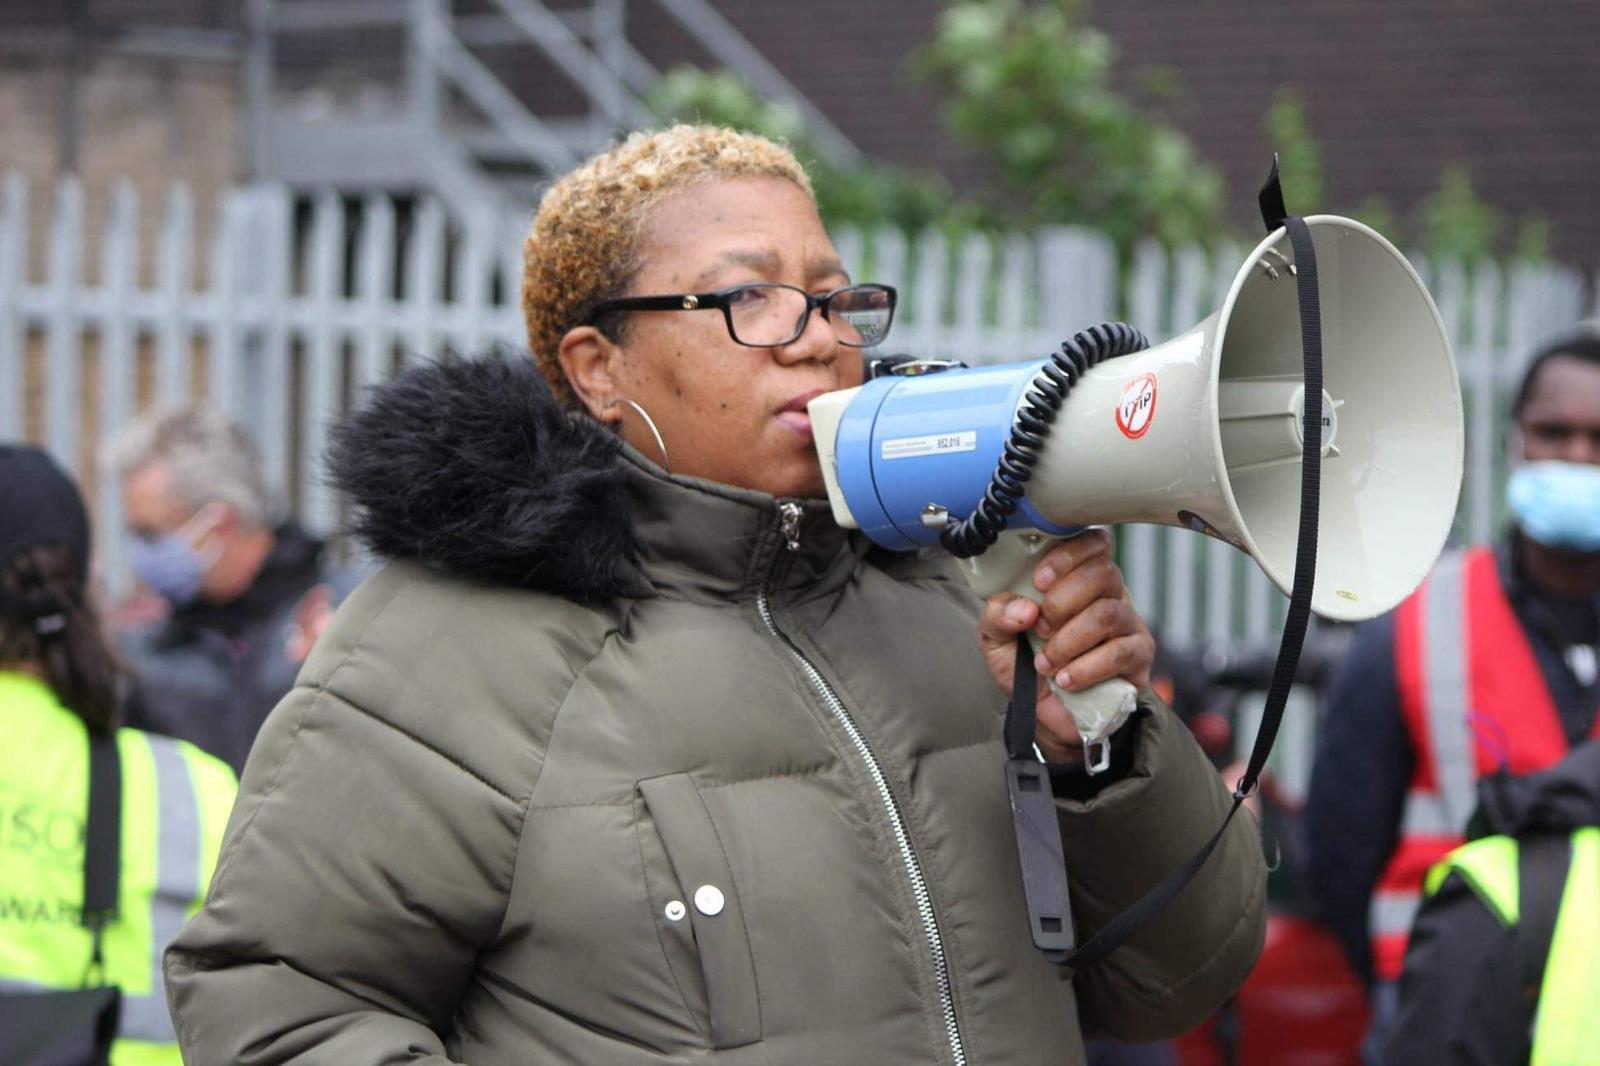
[
  {"x1": 122, "y1": 524, "x2": 359, "y2": 774},
  {"x1": 165, "y1": 358, "x2": 1266, "y2": 1065},
  {"x1": 1386, "y1": 741, "x2": 1600, "y2": 1065},
  {"x1": 1305, "y1": 537, "x2": 1600, "y2": 984}
]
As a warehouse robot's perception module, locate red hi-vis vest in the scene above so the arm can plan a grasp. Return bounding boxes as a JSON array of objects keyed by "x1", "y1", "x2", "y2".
[{"x1": 1372, "y1": 546, "x2": 1600, "y2": 981}]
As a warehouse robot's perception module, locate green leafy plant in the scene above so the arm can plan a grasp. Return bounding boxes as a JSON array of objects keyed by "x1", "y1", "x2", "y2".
[
  {"x1": 913, "y1": 0, "x2": 1225, "y2": 255},
  {"x1": 1512, "y1": 215, "x2": 1551, "y2": 263},
  {"x1": 1258, "y1": 88, "x2": 1549, "y2": 266},
  {"x1": 1419, "y1": 166, "x2": 1500, "y2": 265},
  {"x1": 1350, "y1": 196, "x2": 1398, "y2": 241},
  {"x1": 1263, "y1": 89, "x2": 1324, "y2": 212},
  {"x1": 646, "y1": 66, "x2": 959, "y2": 233}
]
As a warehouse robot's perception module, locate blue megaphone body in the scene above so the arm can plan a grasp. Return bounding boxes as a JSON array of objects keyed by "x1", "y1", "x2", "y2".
[{"x1": 826, "y1": 360, "x2": 1081, "y2": 552}]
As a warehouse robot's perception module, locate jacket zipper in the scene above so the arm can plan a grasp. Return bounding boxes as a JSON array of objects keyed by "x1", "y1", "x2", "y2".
[{"x1": 758, "y1": 500, "x2": 969, "y2": 1066}]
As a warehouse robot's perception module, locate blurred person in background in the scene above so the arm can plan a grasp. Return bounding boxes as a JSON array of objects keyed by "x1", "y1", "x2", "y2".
[
  {"x1": 164, "y1": 125, "x2": 1264, "y2": 1065},
  {"x1": 0, "y1": 444, "x2": 234, "y2": 1065},
  {"x1": 1386, "y1": 739, "x2": 1600, "y2": 1064},
  {"x1": 1307, "y1": 331, "x2": 1600, "y2": 1058},
  {"x1": 108, "y1": 407, "x2": 355, "y2": 775}
]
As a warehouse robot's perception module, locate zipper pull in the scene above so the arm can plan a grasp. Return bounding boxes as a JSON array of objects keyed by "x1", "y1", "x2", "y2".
[{"x1": 778, "y1": 501, "x2": 803, "y2": 552}]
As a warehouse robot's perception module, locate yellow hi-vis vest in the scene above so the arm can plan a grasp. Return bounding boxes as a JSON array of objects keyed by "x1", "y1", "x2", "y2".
[
  {"x1": 1426, "y1": 826, "x2": 1600, "y2": 1066},
  {"x1": 0, "y1": 671, "x2": 236, "y2": 1065}
]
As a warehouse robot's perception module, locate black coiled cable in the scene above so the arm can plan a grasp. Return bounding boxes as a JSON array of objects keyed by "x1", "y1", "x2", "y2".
[{"x1": 939, "y1": 321, "x2": 1150, "y2": 559}]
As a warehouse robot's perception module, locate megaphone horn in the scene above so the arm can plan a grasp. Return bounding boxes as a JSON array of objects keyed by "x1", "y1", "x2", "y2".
[{"x1": 810, "y1": 215, "x2": 1464, "y2": 626}]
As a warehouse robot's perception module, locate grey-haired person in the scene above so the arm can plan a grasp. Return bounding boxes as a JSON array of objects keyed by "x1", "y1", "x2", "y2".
[{"x1": 109, "y1": 406, "x2": 360, "y2": 774}]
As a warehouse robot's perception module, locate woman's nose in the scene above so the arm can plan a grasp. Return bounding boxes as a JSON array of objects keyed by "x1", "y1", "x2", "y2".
[{"x1": 773, "y1": 306, "x2": 839, "y2": 366}]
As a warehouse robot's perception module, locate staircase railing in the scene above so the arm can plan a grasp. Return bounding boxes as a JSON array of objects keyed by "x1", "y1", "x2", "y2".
[
  {"x1": 414, "y1": 0, "x2": 580, "y2": 174},
  {"x1": 647, "y1": 0, "x2": 860, "y2": 165},
  {"x1": 245, "y1": 0, "x2": 862, "y2": 214}
]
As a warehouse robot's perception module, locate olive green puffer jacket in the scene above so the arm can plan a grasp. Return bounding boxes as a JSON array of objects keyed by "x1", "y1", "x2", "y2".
[{"x1": 165, "y1": 359, "x2": 1265, "y2": 1065}]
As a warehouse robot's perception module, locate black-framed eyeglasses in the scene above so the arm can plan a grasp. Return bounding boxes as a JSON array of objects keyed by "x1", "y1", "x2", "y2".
[{"x1": 587, "y1": 282, "x2": 897, "y2": 349}]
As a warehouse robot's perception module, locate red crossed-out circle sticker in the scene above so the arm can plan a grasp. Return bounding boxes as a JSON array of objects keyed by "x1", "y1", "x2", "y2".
[{"x1": 1115, "y1": 372, "x2": 1158, "y2": 439}]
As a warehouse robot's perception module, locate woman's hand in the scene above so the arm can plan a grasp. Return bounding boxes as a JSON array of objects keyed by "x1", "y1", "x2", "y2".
[{"x1": 976, "y1": 529, "x2": 1155, "y2": 763}]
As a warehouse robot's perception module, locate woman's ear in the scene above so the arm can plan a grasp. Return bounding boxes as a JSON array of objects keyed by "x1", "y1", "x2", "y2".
[{"x1": 558, "y1": 325, "x2": 625, "y2": 425}]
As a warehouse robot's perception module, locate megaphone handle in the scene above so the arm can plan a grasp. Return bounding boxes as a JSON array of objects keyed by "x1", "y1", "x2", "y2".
[
  {"x1": 1029, "y1": 637, "x2": 1135, "y2": 774},
  {"x1": 961, "y1": 530, "x2": 1140, "y2": 772}
]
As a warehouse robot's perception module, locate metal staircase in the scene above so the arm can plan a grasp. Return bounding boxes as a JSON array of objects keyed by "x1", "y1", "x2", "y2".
[{"x1": 244, "y1": 0, "x2": 859, "y2": 219}]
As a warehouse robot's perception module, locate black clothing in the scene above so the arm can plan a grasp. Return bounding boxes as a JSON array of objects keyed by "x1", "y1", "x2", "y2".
[
  {"x1": 0, "y1": 444, "x2": 91, "y2": 617},
  {"x1": 1385, "y1": 883, "x2": 1523, "y2": 1065},
  {"x1": 1306, "y1": 534, "x2": 1600, "y2": 986},
  {"x1": 1501, "y1": 539, "x2": 1600, "y2": 745},
  {"x1": 1386, "y1": 742, "x2": 1600, "y2": 1065},
  {"x1": 122, "y1": 523, "x2": 356, "y2": 774}
]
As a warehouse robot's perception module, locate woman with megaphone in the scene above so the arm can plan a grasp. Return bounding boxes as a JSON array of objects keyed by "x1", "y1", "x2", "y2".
[{"x1": 165, "y1": 125, "x2": 1265, "y2": 1066}]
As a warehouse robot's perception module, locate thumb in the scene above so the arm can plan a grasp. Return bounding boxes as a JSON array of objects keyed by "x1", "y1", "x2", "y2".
[{"x1": 978, "y1": 592, "x2": 1039, "y2": 650}]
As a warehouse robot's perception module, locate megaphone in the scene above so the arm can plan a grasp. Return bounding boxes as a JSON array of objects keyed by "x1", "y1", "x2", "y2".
[{"x1": 810, "y1": 215, "x2": 1464, "y2": 749}]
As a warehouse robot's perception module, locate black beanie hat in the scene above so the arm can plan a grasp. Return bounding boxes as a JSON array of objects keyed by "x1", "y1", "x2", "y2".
[{"x1": 0, "y1": 444, "x2": 92, "y2": 620}]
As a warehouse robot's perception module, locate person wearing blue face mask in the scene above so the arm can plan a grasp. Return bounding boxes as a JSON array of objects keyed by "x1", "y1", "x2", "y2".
[
  {"x1": 108, "y1": 407, "x2": 364, "y2": 774},
  {"x1": 1305, "y1": 329, "x2": 1600, "y2": 1062},
  {"x1": 125, "y1": 502, "x2": 227, "y2": 608},
  {"x1": 1505, "y1": 445, "x2": 1600, "y2": 555}
]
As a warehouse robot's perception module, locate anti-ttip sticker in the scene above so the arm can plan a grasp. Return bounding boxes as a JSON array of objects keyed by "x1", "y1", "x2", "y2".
[{"x1": 1116, "y1": 372, "x2": 1157, "y2": 439}]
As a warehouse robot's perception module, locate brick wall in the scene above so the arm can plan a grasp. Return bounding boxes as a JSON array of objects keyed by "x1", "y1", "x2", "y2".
[
  {"x1": 1087, "y1": 0, "x2": 1600, "y2": 261},
  {"x1": 1, "y1": 50, "x2": 238, "y2": 485},
  {"x1": 1, "y1": 1, "x2": 1594, "y2": 266},
  {"x1": 712, "y1": 0, "x2": 1600, "y2": 262},
  {"x1": 0, "y1": 52, "x2": 240, "y2": 283}
]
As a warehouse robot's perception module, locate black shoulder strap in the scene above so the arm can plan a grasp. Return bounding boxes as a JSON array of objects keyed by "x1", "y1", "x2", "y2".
[
  {"x1": 1012, "y1": 157, "x2": 1323, "y2": 969},
  {"x1": 82, "y1": 729, "x2": 121, "y2": 984},
  {"x1": 1258, "y1": 155, "x2": 1290, "y2": 233},
  {"x1": 1005, "y1": 640, "x2": 1076, "y2": 962},
  {"x1": 1515, "y1": 832, "x2": 1571, "y2": 1038}
]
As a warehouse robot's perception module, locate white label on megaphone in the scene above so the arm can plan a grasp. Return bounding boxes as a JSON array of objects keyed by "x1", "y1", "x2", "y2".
[{"x1": 881, "y1": 430, "x2": 979, "y2": 460}]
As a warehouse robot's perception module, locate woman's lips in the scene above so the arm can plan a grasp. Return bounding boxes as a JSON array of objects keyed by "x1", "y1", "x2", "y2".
[
  {"x1": 776, "y1": 410, "x2": 814, "y2": 439},
  {"x1": 776, "y1": 389, "x2": 827, "y2": 440}
]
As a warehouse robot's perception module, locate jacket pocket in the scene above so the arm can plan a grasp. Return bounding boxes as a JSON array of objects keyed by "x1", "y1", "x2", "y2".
[{"x1": 637, "y1": 773, "x2": 762, "y2": 1048}]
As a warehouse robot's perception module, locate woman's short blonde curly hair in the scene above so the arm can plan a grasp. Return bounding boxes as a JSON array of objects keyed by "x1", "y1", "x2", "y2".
[{"x1": 522, "y1": 124, "x2": 813, "y2": 408}]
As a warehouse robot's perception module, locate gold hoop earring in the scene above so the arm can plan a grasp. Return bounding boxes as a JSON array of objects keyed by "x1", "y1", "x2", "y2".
[{"x1": 614, "y1": 397, "x2": 670, "y2": 472}]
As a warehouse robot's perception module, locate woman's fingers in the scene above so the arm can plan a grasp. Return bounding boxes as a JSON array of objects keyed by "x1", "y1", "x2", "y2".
[
  {"x1": 1057, "y1": 629, "x2": 1156, "y2": 691},
  {"x1": 977, "y1": 592, "x2": 1042, "y2": 698},
  {"x1": 1037, "y1": 553, "x2": 1124, "y2": 630},
  {"x1": 1021, "y1": 529, "x2": 1153, "y2": 690},
  {"x1": 1030, "y1": 528, "x2": 1112, "y2": 596},
  {"x1": 979, "y1": 530, "x2": 1153, "y2": 700},
  {"x1": 1034, "y1": 597, "x2": 1154, "y2": 690}
]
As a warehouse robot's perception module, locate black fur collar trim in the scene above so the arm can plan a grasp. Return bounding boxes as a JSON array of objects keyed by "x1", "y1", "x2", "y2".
[{"x1": 328, "y1": 356, "x2": 640, "y2": 603}]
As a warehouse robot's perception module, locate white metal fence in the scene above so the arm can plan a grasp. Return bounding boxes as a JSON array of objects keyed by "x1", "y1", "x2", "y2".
[{"x1": 2, "y1": 173, "x2": 1596, "y2": 651}]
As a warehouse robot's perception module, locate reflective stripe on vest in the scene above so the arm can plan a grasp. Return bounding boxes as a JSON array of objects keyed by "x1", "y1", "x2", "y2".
[
  {"x1": 1399, "y1": 789, "x2": 1461, "y2": 836},
  {"x1": 1371, "y1": 552, "x2": 1476, "y2": 976},
  {"x1": 1420, "y1": 551, "x2": 1478, "y2": 828},
  {"x1": 0, "y1": 728, "x2": 201, "y2": 1053},
  {"x1": 1368, "y1": 889, "x2": 1420, "y2": 940},
  {"x1": 121, "y1": 733, "x2": 201, "y2": 1044},
  {"x1": 1426, "y1": 828, "x2": 1600, "y2": 1066}
]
